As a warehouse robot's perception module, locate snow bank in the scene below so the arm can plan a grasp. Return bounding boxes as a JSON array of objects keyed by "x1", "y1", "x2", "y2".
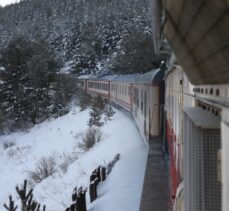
[{"x1": 0, "y1": 107, "x2": 147, "y2": 211}]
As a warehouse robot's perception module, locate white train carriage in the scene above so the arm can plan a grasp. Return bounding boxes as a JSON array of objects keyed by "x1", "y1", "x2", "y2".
[
  {"x1": 87, "y1": 75, "x2": 114, "y2": 99},
  {"x1": 77, "y1": 75, "x2": 91, "y2": 90},
  {"x1": 110, "y1": 74, "x2": 139, "y2": 111},
  {"x1": 166, "y1": 64, "x2": 223, "y2": 211},
  {"x1": 132, "y1": 69, "x2": 164, "y2": 140},
  {"x1": 78, "y1": 69, "x2": 164, "y2": 142}
]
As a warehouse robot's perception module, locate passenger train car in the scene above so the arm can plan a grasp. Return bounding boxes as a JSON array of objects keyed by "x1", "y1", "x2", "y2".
[
  {"x1": 165, "y1": 62, "x2": 223, "y2": 211},
  {"x1": 75, "y1": 69, "x2": 165, "y2": 141}
]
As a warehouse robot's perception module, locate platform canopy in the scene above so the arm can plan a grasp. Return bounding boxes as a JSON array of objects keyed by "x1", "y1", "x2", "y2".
[{"x1": 151, "y1": 0, "x2": 229, "y2": 85}]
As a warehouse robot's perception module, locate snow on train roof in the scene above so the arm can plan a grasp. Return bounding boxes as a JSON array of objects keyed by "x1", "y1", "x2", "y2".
[{"x1": 135, "y1": 68, "x2": 163, "y2": 84}]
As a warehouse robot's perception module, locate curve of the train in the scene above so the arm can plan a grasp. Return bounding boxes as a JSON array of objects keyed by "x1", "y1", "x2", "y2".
[{"x1": 74, "y1": 68, "x2": 165, "y2": 142}]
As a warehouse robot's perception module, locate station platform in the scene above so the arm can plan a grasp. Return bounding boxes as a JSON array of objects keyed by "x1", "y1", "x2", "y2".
[{"x1": 140, "y1": 136, "x2": 169, "y2": 211}]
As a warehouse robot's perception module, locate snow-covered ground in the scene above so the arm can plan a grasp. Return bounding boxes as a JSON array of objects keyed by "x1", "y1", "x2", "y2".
[{"x1": 0, "y1": 107, "x2": 148, "y2": 211}]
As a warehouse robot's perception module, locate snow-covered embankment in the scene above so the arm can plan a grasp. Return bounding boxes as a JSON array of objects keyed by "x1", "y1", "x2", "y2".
[{"x1": 0, "y1": 107, "x2": 147, "y2": 211}]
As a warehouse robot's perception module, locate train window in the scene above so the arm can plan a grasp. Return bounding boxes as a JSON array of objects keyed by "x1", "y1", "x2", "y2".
[
  {"x1": 136, "y1": 88, "x2": 139, "y2": 108},
  {"x1": 216, "y1": 89, "x2": 220, "y2": 96},
  {"x1": 141, "y1": 90, "x2": 143, "y2": 113},
  {"x1": 210, "y1": 88, "x2": 213, "y2": 95}
]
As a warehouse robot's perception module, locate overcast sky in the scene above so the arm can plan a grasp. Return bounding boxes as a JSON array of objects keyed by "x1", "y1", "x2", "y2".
[{"x1": 0, "y1": 0, "x2": 17, "y2": 7}]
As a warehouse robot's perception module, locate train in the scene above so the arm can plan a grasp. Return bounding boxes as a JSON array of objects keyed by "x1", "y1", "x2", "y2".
[
  {"x1": 73, "y1": 65, "x2": 227, "y2": 211},
  {"x1": 63, "y1": 1, "x2": 229, "y2": 209},
  {"x1": 74, "y1": 68, "x2": 165, "y2": 141},
  {"x1": 64, "y1": 59, "x2": 226, "y2": 211},
  {"x1": 165, "y1": 62, "x2": 223, "y2": 211}
]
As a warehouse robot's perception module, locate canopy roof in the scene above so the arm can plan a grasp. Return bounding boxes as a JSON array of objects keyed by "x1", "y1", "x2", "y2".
[{"x1": 151, "y1": 0, "x2": 229, "y2": 85}]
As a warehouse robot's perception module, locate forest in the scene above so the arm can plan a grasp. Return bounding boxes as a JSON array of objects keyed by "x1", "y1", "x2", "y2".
[
  {"x1": 0, "y1": 0, "x2": 161, "y2": 74},
  {"x1": 0, "y1": 0, "x2": 161, "y2": 132}
]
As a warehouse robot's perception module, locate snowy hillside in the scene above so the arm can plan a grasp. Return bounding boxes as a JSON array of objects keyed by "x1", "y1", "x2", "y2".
[{"x1": 0, "y1": 107, "x2": 147, "y2": 211}]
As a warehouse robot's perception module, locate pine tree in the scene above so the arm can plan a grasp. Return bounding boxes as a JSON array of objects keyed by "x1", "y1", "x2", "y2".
[
  {"x1": 88, "y1": 96, "x2": 105, "y2": 127},
  {"x1": 104, "y1": 105, "x2": 115, "y2": 122},
  {"x1": 0, "y1": 36, "x2": 60, "y2": 130}
]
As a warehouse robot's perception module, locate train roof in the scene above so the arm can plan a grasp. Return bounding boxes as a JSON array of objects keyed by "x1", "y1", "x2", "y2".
[
  {"x1": 135, "y1": 69, "x2": 163, "y2": 84},
  {"x1": 111, "y1": 73, "x2": 141, "y2": 82},
  {"x1": 87, "y1": 74, "x2": 116, "y2": 81},
  {"x1": 78, "y1": 74, "x2": 93, "y2": 79},
  {"x1": 86, "y1": 74, "x2": 140, "y2": 82},
  {"x1": 77, "y1": 69, "x2": 164, "y2": 84}
]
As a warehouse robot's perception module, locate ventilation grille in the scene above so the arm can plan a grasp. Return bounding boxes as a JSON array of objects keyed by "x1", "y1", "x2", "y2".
[{"x1": 184, "y1": 112, "x2": 221, "y2": 211}]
